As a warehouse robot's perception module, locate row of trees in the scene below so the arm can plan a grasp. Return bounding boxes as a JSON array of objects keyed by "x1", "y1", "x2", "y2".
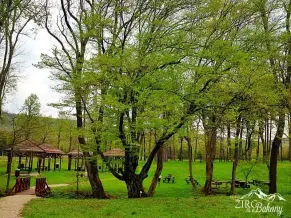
[
  {"x1": 0, "y1": 94, "x2": 78, "y2": 152},
  {"x1": 2, "y1": 0, "x2": 291, "y2": 198}
]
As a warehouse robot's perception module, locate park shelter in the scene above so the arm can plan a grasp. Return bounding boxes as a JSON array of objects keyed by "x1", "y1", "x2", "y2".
[
  {"x1": 67, "y1": 149, "x2": 84, "y2": 171},
  {"x1": 5, "y1": 140, "x2": 45, "y2": 173},
  {"x1": 37, "y1": 143, "x2": 65, "y2": 172},
  {"x1": 103, "y1": 148, "x2": 125, "y2": 172}
]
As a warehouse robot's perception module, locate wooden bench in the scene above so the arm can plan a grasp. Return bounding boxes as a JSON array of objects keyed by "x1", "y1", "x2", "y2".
[
  {"x1": 163, "y1": 174, "x2": 175, "y2": 183},
  {"x1": 185, "y1": 177, "x2": 199, "y2": 185},
  {"x1": 252, "y1": 179, "x2": 270, "y2": 187}
]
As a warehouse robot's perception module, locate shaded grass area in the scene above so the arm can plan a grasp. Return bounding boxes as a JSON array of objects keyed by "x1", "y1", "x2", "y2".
[{"x1": 1, "y1": 157, "x2": 291, "y2": 217}]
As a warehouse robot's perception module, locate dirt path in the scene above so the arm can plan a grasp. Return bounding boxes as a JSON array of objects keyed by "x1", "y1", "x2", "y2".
[
  {"x1": 0, "y1": 195, "x2": 37, "y2": 218},
  {"x1": 0, "y1": 184, "x2": 70, "y2": 218}
]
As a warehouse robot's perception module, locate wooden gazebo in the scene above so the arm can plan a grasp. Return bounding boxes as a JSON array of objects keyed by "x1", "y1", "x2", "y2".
[
  {"x1": 103, "y1": 148, "x2": 125, "y2": 172},
  {"x1": 67, "y1": 149, "x2": 84, "y2": 171},
  {"x1": 5, "y1": 140, "x2": 45, "y2": 173},
  {"x1": 37, "y1": 143, "x2": 65, "y2": 172}
]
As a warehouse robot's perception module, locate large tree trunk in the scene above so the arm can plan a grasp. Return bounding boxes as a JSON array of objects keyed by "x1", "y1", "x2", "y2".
[
  {"x1": 84, "y1": 154, "x2": 106, "y2": 198},
  {"x1": 269, "y1": 113, "x2": 285, "y2": 194},
  {"x1": 124, "y1": 145, "x2": 146, "y2": 198},
  {"x1": 147, "y1": 146, "x2": 163, "y2": 196},
  {"x1": 204, "y1": 154, "x2": 214, "y2": 194},
  {"x1": 75, "y1": 96, "x2": 106, "y2": 198},
  {"x1": 125, "y1": 174, "x2": 146, "y2": 198},
  {"x1": 185, "y1": 136, "x2": 195, "y2": 188},
  {"x1": 203, "y1": 121, "x2": 217, "y2": 195},
  {"x1": 230, "y1": 115, "x2": 242, "y2": 195}
]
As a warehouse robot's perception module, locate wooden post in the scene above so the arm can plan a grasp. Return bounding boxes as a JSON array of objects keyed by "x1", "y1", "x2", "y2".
[
  {"x1": 25, "y1": 156, "x2": 28, "y2": 169},
  {"x1": 31, "y1": 156, "x2": 34, "y2": 171},
  {"x1": 68, "y1": 155, "x2": 72, "y2": 171},
  {"x1": 28, "y1": 156, "x2": 31, "y2": 172},
  {"x1": 42, "y1": 158, "x2": 45, "y2": 171},
  {"x1": 54, "y1": 155, "x2": 56, "y2": 171},
  {"x1": 28, "y1": 154, "x2": 32, "y2": 172},
  {"x1": 37, "y1": 158, "x2": 42, "y2": 174},
  {"x1": 48, "y1": 157, "x2": 51, "y2": 171},
  {"x1": 59, "y1": 156, "x2": 61, "y2": 171}
]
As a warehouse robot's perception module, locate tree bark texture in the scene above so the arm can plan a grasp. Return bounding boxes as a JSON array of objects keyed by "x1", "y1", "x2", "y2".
[
  {"x1": 231, "y1": 115, "x2": 242, "y2": 195},
  {"x1": 147, "y1": 146, "x2": 164, "y2": 196},
  {"x1": 269, "y1": 113, "x2": 285, "y2": 194},
  {"x1": 203, "y1": 124, "x2": 217, "y2": 194}
]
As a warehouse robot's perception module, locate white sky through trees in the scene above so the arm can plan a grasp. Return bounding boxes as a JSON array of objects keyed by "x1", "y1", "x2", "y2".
[{"x1": 3, "y1": 28, "x2": 61, "y2": 117}]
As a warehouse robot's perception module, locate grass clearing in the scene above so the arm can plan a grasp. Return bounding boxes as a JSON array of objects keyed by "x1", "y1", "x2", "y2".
[{"x1": 1, "y1": 157, "x2": 291, "y2": 217}]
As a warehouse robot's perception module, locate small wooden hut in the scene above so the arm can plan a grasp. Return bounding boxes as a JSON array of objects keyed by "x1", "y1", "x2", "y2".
[
  {"x1": 103, "y1": 148, "x2": 125, "y2": 172},
  {"x1": 37, "y1": 143, "x2": 65, "y2": 172},
  {"x1": 67, "y1": 149, "x2": 84, "y2": 171},
  {"x1": 5, "y1": 140, "x2": 45, "y2": 173}
]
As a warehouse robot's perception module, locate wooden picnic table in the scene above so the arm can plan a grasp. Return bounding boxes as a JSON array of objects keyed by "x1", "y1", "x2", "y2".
[
  {"x1": 163, "y1": 174, "x2": 175, "y2": 183},
  {"x1": 185, "y1": 176, "x2": 199, "y2": 185},
  {"x1": 228, "y1": 179, "x2": 250, "y2": 188},
  {"x1": 252, "y1": 179, "x2": 270, "y2": 186},
  {"x1": 212, "y1": 181, "x2": 231, "y2": 188}
]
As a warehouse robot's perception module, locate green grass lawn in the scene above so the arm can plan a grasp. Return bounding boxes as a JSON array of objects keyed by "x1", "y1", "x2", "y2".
[{"x1": 0, "y1": 157, "x2": 291, "y2": 217}]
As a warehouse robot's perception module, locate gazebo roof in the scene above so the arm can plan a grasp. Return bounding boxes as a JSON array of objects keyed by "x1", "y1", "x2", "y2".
[
  {"x1": 68, "y1": 149, "x2": 83, "y2": 157},
  {"x1": 7, "y1": 140, "x2": 45, "y2": 154},
  {"x1": 38, "y1": 143, "x2": 65, "y2": 155},
  {"x1": 103, "y1": 148, "x2": 125, "y2": 157}
]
